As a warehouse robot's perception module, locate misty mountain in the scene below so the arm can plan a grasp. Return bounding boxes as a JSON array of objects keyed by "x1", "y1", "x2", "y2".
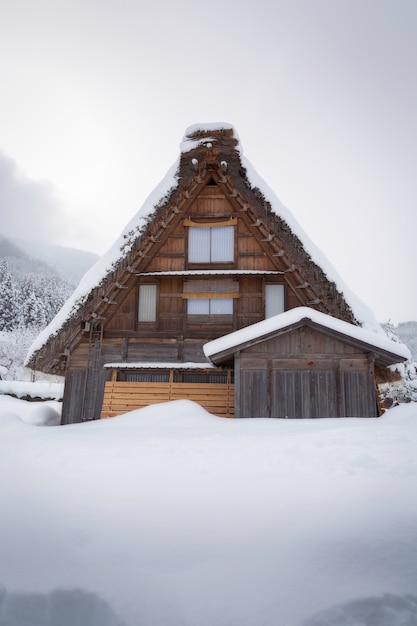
[
  {"x1": 0, "y1": 237, "x2": 68, "y2": 288},
  {"x1": 0, "y1": 231, "x2": 99, "y2": 330},
  {"x1": 1, "y1": 233, "x2": 98, "y2": 286},
  {"x1": 10, "y1": 236, "x2": 99, "y2": 285}
]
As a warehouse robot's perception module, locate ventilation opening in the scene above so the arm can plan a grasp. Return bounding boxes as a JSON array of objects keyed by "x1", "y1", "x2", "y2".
[{"x1": 206, "y1": 177, "x2": 217, "y2": 186}]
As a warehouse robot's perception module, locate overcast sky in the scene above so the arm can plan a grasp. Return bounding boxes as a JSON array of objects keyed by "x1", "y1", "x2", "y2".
[{"x1": 0, "y1": 0, "x2": 416, "y2": 323}]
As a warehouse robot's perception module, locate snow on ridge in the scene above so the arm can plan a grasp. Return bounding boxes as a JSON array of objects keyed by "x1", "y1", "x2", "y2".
[
  {"x1": 204, "y1": 306, "x2": 411, "y2": 361},
  {"x1": 180, "y1": 122, "x2": 242, "y2": 155}
]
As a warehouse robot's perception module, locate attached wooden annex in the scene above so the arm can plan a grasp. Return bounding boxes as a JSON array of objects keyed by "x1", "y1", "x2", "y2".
[
  {"x1": 205, "y1": 307, "x2": 408, "y2": 418},
  {"x1": 26, "y1": 123, "x2": 409, "y2": 422}
]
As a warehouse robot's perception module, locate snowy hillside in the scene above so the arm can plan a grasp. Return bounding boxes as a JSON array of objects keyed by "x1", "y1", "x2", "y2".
[
  {"x1": 10, "y1": 236, "x2": 99, "y2": 285},
  {"x1": 395, "y1": 321, "x2": 417, "y2": 361},
  {"x1": 0, "y1": 233, "x2": 98, "y2": 286},
  {"x1": 0, "y1": 397, "x2": 416, "y2": 626},
  {"x1": 0, "y1": 234, "x2": 98, "y2": 379}
]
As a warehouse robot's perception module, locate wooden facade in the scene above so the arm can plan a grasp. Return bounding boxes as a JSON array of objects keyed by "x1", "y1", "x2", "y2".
[
  {"x1": 207, "y1": 317, "x2": 393, "y2": 418},
  {"x1": 27, "y1": 125, "x2": 407, "y2": 422}
]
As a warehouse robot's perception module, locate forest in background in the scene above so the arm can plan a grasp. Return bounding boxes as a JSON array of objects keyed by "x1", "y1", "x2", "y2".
[{"x1": 0, "y1": 234, "x2": 97, "y2": 379}]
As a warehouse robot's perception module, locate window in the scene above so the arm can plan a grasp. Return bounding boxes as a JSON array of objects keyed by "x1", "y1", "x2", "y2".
[
  {"x1": 188, "y1": 225, "x2": 234, "y2": 263},
  {"x1": 265, "y1": 284, "x2": 285, "y2": 318},
  {"x1": 183, "y1": 279, "x2": 237, "y2": 319},
  {"x1": 187, "y1": 298, "x2": 233, "y2": 315},
  {"x1": 138, "y1": 284, "x2": 157, "y2": 322}
]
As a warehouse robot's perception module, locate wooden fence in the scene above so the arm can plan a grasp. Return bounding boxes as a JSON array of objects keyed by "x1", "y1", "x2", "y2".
[{"x1": 100, "y1": 381, "x2": 235, "y2": 419}]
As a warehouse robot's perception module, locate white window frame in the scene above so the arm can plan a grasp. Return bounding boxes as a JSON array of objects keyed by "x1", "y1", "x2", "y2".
[{"x1": 188, "y1": 225, "x2": 234, "y2": 263}]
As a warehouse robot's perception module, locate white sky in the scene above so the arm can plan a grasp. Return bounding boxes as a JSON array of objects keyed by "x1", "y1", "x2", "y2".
[{"x1": 0, "y1": 0, "x2": 416, "y2": 324}]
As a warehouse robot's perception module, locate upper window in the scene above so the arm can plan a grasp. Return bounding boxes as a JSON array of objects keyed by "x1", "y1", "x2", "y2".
[{"x1": 188, "y1": 225, "x2": 234, "y2": 263}]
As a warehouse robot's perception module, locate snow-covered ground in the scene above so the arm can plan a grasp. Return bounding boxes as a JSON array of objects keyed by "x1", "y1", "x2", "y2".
[{"x1": 0, "y1": 396, "x2": 416, "y2": 626}]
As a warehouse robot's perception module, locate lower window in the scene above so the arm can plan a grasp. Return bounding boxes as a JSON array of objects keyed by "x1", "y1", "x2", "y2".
[{"x1": 187, "y1": 298, "x2": 233, "y2": 315}]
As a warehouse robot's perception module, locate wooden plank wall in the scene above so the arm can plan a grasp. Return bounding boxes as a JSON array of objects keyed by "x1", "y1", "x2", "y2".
[
  {"x1": 101, "y1": 381, "x2": 235, "y2": 419},
  {"x1": 236, "y1": 326, "x2": 379, "y2": 418},
  {"x1": 61, "y1": 369, "x2": 111, "y2": 424}
]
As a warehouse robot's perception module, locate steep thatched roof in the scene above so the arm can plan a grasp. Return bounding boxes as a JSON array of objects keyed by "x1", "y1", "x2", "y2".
[{"x1": 26, "y1": 123, "x2": 382, "y2": 375}]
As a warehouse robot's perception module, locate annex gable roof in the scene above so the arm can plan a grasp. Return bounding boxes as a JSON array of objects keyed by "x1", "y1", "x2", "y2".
[
  {"x1": 26, "y1": 123, "x2": 385, "y2": 374},
  {"x1": 204, "y1": 306, "x2": 410, "y2": 368}
]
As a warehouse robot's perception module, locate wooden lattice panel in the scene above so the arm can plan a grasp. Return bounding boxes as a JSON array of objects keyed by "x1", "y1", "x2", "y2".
[{"x1": 101, "y1": 381, "x2": 234, "y2": 419}]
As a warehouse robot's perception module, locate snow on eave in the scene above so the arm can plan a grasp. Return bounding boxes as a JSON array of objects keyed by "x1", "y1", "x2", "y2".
[
  {"x1": 103, "y1": 362, "x2": 214, "y2": 369},
  {"x1": 204, "y1": 307, "x2": 411, "y2": 363},
  {"x1": 0, "y1": 380, "x2": 64, "y2": 400},
  {"x1": 241, "y1": 156, "x2": 381, "y2": 335},
  {"x1": 25, "y1": 159, "x2": 181, "y2": 365}
]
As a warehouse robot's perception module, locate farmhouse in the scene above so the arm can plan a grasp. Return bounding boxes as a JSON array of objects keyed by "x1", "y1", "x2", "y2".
[{"x1": 26, "y1": 124, "x2": 409, "y2": 422}]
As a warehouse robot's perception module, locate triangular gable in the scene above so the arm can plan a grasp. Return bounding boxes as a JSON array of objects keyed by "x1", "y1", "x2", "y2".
[{"x1": 26, "y1": 124, "x2": 384, "y2": 375}]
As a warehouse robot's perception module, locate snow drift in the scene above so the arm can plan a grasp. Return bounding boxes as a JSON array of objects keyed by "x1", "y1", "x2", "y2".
[{"x1": 0, "y1": 396, "x2": 416, "y2": 626}]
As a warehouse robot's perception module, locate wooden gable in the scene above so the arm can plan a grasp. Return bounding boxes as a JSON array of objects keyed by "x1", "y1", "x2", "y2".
[{"x1": 79, "y1": 162, "x2": 356, "y2": 350}]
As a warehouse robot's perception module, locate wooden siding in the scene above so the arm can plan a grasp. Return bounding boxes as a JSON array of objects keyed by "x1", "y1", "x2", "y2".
[
  {"x1": 235, "y1": 326, "x2": 379, "y2": 418},
  {"x1": 89, "y1": 184, "x2": 325, "y2": 373},
  {"x1": 237, "y1": 358, "x2": 378, "y2": 418},
  {"x1": 62, "y1": 368, "x2": 111, "y2": 424},
  {"x1": 101, "y1": 381, "x2": 234, "y2": 419}
]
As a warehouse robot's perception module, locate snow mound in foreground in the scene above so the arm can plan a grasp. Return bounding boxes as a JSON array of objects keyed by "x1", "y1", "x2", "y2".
[
  {"x1": 0, "y1": 399, "x2": 416, "y2": 626},
  {"x1": 0, "y1": 395, "x2": 61, "y2": 426}
]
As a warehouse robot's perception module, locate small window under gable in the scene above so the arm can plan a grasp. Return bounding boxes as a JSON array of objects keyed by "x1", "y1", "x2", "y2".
[
  {"x1": 187, "y1": 221, "x2": 235, "y2": 263},
  {"x1": 138, "y1": 284, "x2": 157, "y2": 322},
  {"x1": 265, "y1": 284, "x2": 285, "y2": 319}
]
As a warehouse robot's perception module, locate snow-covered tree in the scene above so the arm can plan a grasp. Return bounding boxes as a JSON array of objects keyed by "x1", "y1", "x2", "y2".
[
  {"x1": 0, "y1": 261, "x2": 74, "y2": 379},
  {"x1": 0, "y1": 259, "x2": 18, "y2": 331},
  {"x1": 380, "y1": 321, "x2": 417, "y2": 405},
  {"x1": 0, "y1": 327, "x2": 40, "y2": 380}
]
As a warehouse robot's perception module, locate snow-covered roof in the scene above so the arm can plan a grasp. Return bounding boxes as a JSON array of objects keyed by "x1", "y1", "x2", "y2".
[
  {"x1": 180, "y1": 122, "x2": 243, "y2": 155},
  {"x1": 204, "y1": 307, "x2": 410, "y2": 364},
  {"x1": 0, "y1": 380, "x2": 64, "y2": 400},
  {"x1": 27, "y1": 123, "x2": 384, "y2": 368}
]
